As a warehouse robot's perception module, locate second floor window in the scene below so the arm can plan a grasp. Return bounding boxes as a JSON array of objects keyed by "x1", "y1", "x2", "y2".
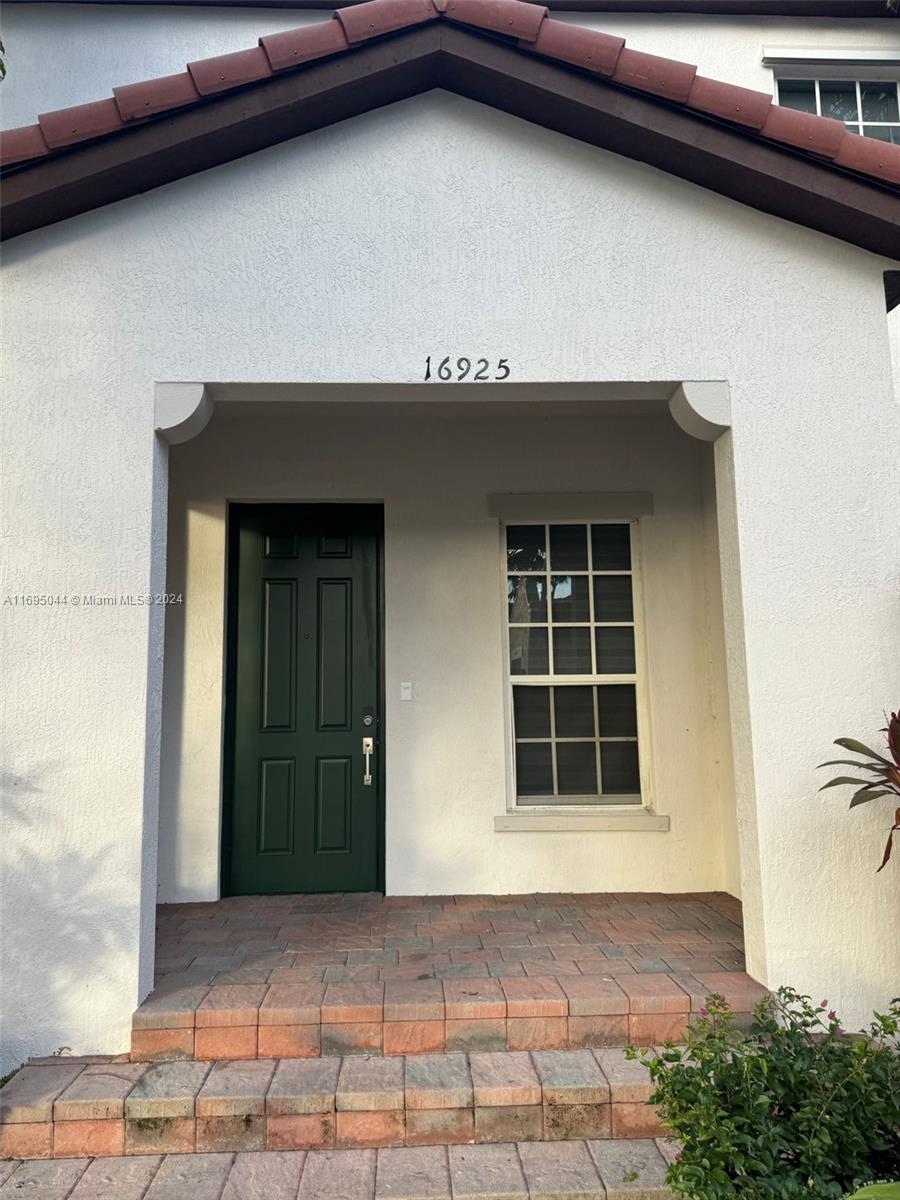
[{"x1": 778, "y1": 78, "x2": 900, "y2": 144}]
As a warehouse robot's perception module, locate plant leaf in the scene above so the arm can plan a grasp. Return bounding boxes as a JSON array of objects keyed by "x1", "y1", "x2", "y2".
[
  {"x1": 819, "y1": 776, "x2": 883, "y2": 790},
  {"x1": 849, "y1": 789, "x2": 892, "y2": 808},
  {"x1": 876, "y1": 815, "x2": 900, "y2": 872},
  {"x1": 834, "y1": 738, "x2": 893, "y2": 766},
  {"x1": 817, "y1": 760, "x2": 883, "y2": 772}
]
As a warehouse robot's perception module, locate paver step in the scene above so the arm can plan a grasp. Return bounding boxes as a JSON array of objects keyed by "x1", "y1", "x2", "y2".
[
  {"x1": 0, "y1": 1048, "x2": 671, "y2": 1161},
  {"x1": 130, "y1": 970, "x2": 766, "y2": 1061},
  {"x1": 0, "y1": 1140, "x2": 678, "y2": 1199}
]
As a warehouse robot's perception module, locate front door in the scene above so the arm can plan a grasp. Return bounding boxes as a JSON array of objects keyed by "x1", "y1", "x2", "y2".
[{"x1": 224, "y1": 504, "x2": 382, "y2": 894}]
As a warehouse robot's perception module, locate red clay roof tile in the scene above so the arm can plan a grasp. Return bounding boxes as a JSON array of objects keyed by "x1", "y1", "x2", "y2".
[
  {"x1": 524, "y1": 20, "x2": 624, "y2": 76},
  {"x1": 835, "y1": 131, "x2": 900, "y2": 187},
  {"x1": 38, "y1": 98, "x2": 124, "y2": 149},
  {"x1": 444, "y1": 0, "x2": 547, "y2": 42},
  {"x1": 612, "y1": 47, "x2": 696, "y2": 103},
  {"x1": 113, "y1": 72, "x2": 201, "y2": 122},
  {"x1": 336, "y1": 0, "x2": 438, "y2": 43},
  {"x1": 0, "y1": 123, "x2": 50, "y2": 168},
  {"x1": 3, "y1": 0, "x2": 900, "y2": 197},
  {"x1": 260, "y1": 20, "x2": 350, "y2": 71},
  {"x1": 188, "y1": 46, "x2": 272, "y2": 96},
  {"x1": 761, "y1": 103, "x2": 846, "y2": 160},
  {"x1": 687, "y1": 75, "x2": 771, "y2": 130}
]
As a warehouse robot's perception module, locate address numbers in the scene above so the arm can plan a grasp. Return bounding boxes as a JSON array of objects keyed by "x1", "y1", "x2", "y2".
[{"x1": 424, "y1": 356, "x2": 510, "y2": 382}]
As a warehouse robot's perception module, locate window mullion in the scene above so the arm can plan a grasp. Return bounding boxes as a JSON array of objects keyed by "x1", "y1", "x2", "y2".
[
  {"x1": 592, "y1": 684, "x2": 602, "y2": 796},
  {"x1": 549, "y1": 683, "x2": 559, "y2": 796},
  {"x1": 587, "y1": 520, "x2": 597, "y2": 677}
]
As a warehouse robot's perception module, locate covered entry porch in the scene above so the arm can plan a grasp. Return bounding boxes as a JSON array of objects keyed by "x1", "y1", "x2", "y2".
[{"x1": 157, "y1": 382, "x2": 742, "y2": 910}]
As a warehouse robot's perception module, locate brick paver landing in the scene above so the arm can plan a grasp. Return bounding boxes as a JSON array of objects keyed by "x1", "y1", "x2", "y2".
[
  {"x1": 134, "y1": 892, "x2": 756, "y2": 1060},
  {"x1": 0, "y1": 1141, "x2": 678, "y2": 1198},
  {"x1": 154, "y1": 893, "x2": 746, "y2": 990}
]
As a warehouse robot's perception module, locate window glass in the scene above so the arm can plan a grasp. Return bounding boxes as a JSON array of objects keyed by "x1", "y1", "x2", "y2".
[
  {"x1": 861, "y1": 81, "x2": 899, "y2": 123},
  {"x1": 507, "y1": 521, "x2": 642, "y2": 804},
  {"x1": 819, "y1": 80, "x2": 858, "y2": 123},
  {"x1": 778, "y1": 79, "x2": 817, "y2": 114}
]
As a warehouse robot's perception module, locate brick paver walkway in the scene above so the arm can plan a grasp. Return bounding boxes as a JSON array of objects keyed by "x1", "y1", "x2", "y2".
[{"x1": 0, "y1": 1141, "x2": 678, "y2": 1198}]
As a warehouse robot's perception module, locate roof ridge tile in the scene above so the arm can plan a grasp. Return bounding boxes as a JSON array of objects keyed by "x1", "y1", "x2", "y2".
[
  {"x1": 834, "y1": 129, "x2": 900, "y2": 186},
  {"x1": 0, "y1": 123, "x2": 50, "y2": 166},
  {"x1": 522, "y1": 19, "x2": 624, "y2": 75},
  {"x1": 188, "y1": 45, "x2": 272, "y2": 96},
  {"x1": 444, "y1": 0, "x2": 547, "y2": 42},
  {"x1": 113, "y1": 72, "x2": 201, "y2": 122},
  {"x1": 686, "y1": 75, "x2": 772, "y2": 130},
  {"x1": 260, "y1": 21, "x2": 351, "y2": 71},
  {"x1": 611, "y1": 46, "x2": 696, "y2": 103},
  {"x1": 335, "y1": 0, "x2": 439, "y2": 43},
  {"x1": 760, "y1": 103, "x2": 846, "y2": 160},
  {"x1": 38, "y1": 97, "x2": 124, "y2": 150}
]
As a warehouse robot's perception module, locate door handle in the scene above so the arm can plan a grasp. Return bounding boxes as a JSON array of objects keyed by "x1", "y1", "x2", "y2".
[{"x1": 362, "y1": 737, "x2": 374, "y2": 786}]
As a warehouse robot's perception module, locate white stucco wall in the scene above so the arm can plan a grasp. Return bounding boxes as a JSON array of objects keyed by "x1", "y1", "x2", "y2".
[
  {"x1": 1, "y1": 5, "x2": 897, "y2": 129},
  {"x1": 1, "y1": 88, "x2": 897, "y2": 1067},
  {"x1": 160, "y1": 401, "x2": 736, "y2": 902}
]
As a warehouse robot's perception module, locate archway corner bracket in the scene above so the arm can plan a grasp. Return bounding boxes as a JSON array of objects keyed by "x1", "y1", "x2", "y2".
[
  {"x1": 154, "y1": 382, "x2": 214, "y2": 445},
  {"x1": 669, "y1": 380, "x2": 732, "y2": 442}
]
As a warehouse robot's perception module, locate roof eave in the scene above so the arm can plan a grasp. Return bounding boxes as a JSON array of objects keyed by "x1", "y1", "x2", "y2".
[
  {"x1": 1, "y1": 0, "x2": 894, "y2": 13},
  {"x1": 2, "y1": 24, "x2": 898, "y2": 262}
]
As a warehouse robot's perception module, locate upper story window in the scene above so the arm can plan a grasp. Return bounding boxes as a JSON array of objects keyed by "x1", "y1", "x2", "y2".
[{"x1": 777, "y1": 78, "x2": 900, "y2": 144}]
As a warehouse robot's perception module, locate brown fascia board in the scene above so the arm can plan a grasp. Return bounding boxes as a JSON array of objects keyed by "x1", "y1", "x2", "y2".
[
  {"x1": 2, "y1": 23, "x2": 899, "y2": 259},
  {"x1": 2, "y1": 0, "x2": 893, "y2": 12}
]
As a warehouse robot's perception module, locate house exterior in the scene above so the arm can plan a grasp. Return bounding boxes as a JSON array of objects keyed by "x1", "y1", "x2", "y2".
[{"x1": 0, "y1": 0, "x2": 898, "y2": 1077}]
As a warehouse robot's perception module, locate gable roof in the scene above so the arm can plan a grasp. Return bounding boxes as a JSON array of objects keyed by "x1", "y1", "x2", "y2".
[
  {"x1": 3, "y1": 1, "x2": 894, "y2": 13},
  {"x1": 2, "y1": 0, "x2": 899, "y2": 260}
]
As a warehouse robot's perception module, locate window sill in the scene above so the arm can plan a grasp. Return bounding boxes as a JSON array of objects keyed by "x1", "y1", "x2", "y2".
[{"x1": 494, "y1": 809, "x2": 670, "y2": 832}]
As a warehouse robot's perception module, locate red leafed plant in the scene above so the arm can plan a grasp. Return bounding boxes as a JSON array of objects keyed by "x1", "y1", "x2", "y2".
[{"x1": 819, "y1": 710, "x2": 900, "y2": 871}]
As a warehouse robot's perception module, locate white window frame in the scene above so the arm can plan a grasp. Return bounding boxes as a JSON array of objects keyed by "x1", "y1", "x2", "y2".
[{"x1": 500, "y1": 516, "x2": 654, "y2": 815}]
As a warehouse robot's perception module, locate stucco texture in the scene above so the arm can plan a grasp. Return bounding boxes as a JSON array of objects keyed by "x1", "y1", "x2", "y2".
[{"x1": 1, "y1": 89, "x2": 898, "y2": 1069}]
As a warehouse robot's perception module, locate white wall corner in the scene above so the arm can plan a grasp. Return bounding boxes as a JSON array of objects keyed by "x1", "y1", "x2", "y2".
[
  {"x1": 669, "y1": 381, "x2": 732, "y2": 442},
  {"x1": 154, "y1": 382, "x2": 214, "y2": 445}
]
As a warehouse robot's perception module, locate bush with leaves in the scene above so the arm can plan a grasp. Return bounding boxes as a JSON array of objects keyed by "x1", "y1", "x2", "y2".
[{"x1": 628, "y1": 987, "x2": 900, "y2": 1200}]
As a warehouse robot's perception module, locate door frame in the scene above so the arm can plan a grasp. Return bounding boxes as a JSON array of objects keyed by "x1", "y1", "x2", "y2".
[{"x1": 220, "y1": 500, "x2": 386, "y2": 896}]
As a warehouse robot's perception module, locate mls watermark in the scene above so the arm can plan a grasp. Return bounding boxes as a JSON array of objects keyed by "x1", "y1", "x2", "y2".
[{"x1": 3, "y1": 593, "x2": 184, "y2": 607}]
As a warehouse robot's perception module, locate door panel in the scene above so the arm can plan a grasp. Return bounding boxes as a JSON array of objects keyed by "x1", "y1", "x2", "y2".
[{"x1": 225, "y1": 504, "x2": 382, "y2": 895}]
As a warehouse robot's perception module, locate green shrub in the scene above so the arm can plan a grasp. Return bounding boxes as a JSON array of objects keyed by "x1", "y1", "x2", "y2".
[{"x1": 628, "y1": 987, "x2": 900, "y2": 1199}]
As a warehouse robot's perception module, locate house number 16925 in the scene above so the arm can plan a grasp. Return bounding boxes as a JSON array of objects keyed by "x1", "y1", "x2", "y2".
[{"x1": 424, "y1": 356, "x2": 510, "y2": 382}]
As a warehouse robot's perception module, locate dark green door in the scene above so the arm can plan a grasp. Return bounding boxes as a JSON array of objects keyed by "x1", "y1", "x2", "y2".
[{"x1": 225, "y1": 504, "x2": 383, "y2": 895}]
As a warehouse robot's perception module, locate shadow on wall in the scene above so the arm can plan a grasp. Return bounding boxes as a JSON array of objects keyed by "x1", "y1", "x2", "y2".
[{"x1": 0, "y1": 764, "x2": 135, "y2": 1074}]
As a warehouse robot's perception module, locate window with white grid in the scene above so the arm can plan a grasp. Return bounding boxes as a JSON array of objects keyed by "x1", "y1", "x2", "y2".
[
  {"x1": 505, "y1": 521, "x2": 644, "y2": 806},
  {"x1": 777, "y1": 78, "x2": 900, "y2": 144}
]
